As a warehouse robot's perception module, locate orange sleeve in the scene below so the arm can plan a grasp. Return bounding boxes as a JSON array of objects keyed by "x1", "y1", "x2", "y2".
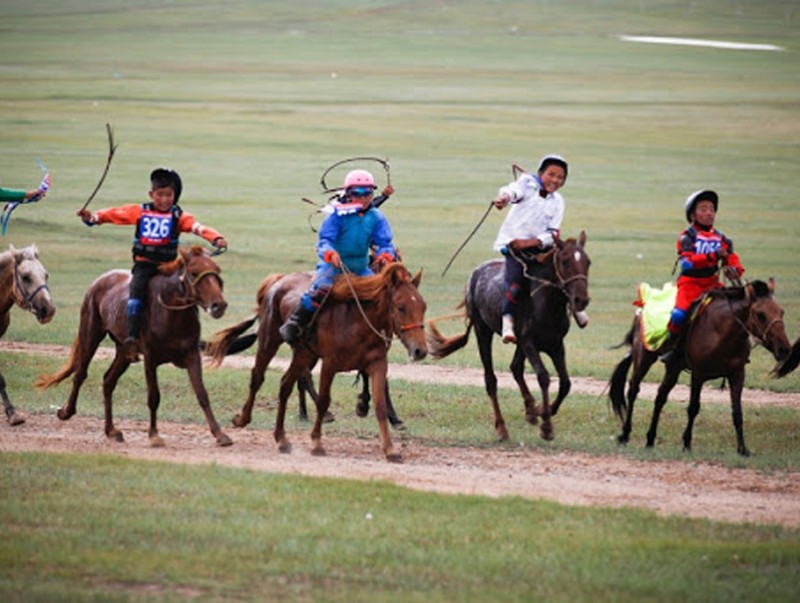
[
  {"x1": 178, "y1": 212, "x2": 224, "y2": 245},
  {"x1": 94, "y1": 204, "x2": 142, "y2": 225}
]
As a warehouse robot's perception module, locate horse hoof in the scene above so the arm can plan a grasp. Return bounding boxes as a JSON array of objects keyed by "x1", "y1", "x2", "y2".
[
  {"x1": 311, "y1": 446, "x2": 327, "y2": 457},
  {"x1": 385, "y1": 451, "x2": 403, "y2": 463},
  {"x1": 7, "y1": 411, "x2": 25, "y2": 426},
  {"x1": 107, "y1": 429, "x2": 124, "y2": 443},
  {"x1": 391, "y1": 420, "x2": 406, "y2": 431},
  {"x1": 56, "y1": 407, "x2": 73, "y2": 421},
  {"x1": 231, "y1": 414, "x2": 249, "y2": 428},
  {"x1": 149, "y1": 435, "x2": 166, "y2": 448},
  {"x1": 278, "y1": 441, "x2": 292, "y2": 454},
  {"x1": 355, "y1": 403, "x2": 368, "y2": 418},
  {"x1": 322, "y1": 411, "x2": 335, "y2": 424},
  {"x1": 216, "y1": 433, "x2": 233, "y2": 447},
  {"x1": 540, "y1": 425, "x2": 555, "y2": 441},
  {"x1": 496, "y1": 428, "x2": 510, "y2": 442},
  {"x1": 525, "y1": 412, "x2": 538, "y2": 426}
]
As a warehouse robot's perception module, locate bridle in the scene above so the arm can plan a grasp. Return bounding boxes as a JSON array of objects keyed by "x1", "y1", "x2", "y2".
[
  {"x1": 513, "y1": 245, "x2": 588, "y2": 301},
  {"x1": 13, "y1": 259, "x2": 50, "y2": 314},
  {"x1": 338, "y1": 265, "x2": 424, "y2": 348},
  {"x1": 158, "y1": 265, "x2": 223, "y2": 311}
]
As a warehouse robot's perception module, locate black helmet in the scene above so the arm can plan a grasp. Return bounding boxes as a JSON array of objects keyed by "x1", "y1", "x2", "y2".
[
  {"x1": 684, "y1": 189, "x2": 718, "y2": 223},
  {"x1": 150, "y1": 167, "x2": 183, "y2": 204},
  {"x1": 537, "y1": 154, "x2": 568, "y2": 181}
]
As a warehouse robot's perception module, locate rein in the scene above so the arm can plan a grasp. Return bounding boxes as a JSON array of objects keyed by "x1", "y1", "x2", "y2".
[
  {"x1": 513, "y1": 246, "x2": 588, "y2": 300},
  {"x1": 13, "y1": 259, "x2": 49, "y2": 313},
  {"x1": 338, "y1": 265, "x2": 422, "y2": 347},
  {"x1": 723, "y1": 288, "x2": 784, "y2": 350}
]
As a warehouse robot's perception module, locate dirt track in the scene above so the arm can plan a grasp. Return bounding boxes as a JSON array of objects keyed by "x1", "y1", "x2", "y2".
[{"x1": 2, "y1": 341, "x2": 799, "y2": 528}]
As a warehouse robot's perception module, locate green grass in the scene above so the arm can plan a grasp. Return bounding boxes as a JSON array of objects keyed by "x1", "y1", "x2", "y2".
[
  {"x1": 2, "y1": 1, "x2": 800, "y2": 600},
  {"x1": 2, "y1": 452, "x2": 799, "y2": 603}
]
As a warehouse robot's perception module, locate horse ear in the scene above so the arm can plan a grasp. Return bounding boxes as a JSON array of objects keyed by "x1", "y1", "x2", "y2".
[
  {"x1": 579, "y1": 230, "x2": 586, "y2": 247},
  {"x1": 768, "y1": 277, "x2": 776, "y2": 295},
  {"x1": 554, "y1": 235, "x2": 564, "y2": 249},
  {"x1": 412, "y1": 268, "x2": 423, "y2": 288}
]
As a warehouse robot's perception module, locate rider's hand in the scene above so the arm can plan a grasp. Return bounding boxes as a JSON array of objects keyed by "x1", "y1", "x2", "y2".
[
  {"x1": 214, "y1": 237, "x2": 228, "y2": 250},
  {"x1": 76, "y1": 209, "x2": 93, "y2": 223},
  {"x1": 717, "y1": 245, "x2": 729, "y2": 260},
  {"x1": 493, "y1": 193, "x2": 511, "y2": 209},
  {"x1": 382, "y1": 185, "x2": 394, "y2": 197},
  {"x1": 326, "y1": 250, "x2": 342, "y2": 268}
]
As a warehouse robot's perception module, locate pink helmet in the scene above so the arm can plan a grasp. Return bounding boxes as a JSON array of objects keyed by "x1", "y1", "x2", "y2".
[{"x1": 343, "y1": 169, "x2": 376, "y2": 190}]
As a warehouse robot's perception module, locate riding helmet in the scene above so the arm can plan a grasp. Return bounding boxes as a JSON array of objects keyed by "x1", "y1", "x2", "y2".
[
  {"x1": 537, "y1": 154, "x2": 568, "y2": 181},
  {"x1": 684, "y1": 190, "x2": 718, "y2": 223},
  {"x1": 150, "y1": 167, "x2": 183, "y2": 204}
]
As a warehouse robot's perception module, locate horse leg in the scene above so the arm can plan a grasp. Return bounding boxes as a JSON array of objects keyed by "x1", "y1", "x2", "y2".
[
  {"x1": 510, "y1": 347, "x2": 538, "y2": 425},
  {"x1": 476, "y1": 322, "x2": 507, "y2": 441},
  {"x1": 367, "y1": 360, "x2": 400, "y2": 462},
  {"x1": 143, "y1": 361, "x2": 165, "y2": 448},
  {"x1": 385, "y1": 381, "x2": 404, "y2": 430},
  {"x1": 728, "y1": 368, "x2": 749, "y2": 457},
  {"x1": 357, "y1": 373, "x2": 403, "y2": 429},
  {"x1": 0, "y1": 370, "x2": 24, "y2": 426},
  {"x1": 523, "y1": 347, "x2": 554, "y2": 442},
  {"x1": 682, "y1": 377, "x2": 704, "y2": 453},
  {"x1": 548, "y1": 345, "x2": 571, "y2": 417},
  {"x1": 275, "y1": 357, "x2": 306, "y2": 453},
  {"x1": 232, "y1": 337, "x2": 280, "y2": 428},
  {"x1": 645, "y1": 364, "x2": 681, "y2": 448},
  {"x1": 299, "y1": 369, "x2": 334, "y2": 423},
  {"x1": 309, "y1": 366, "x2": 336, "y2": 457},
  {"x1": 620, "y1": 353, "x2": 655, "y2": 445},
  {"x1": 184, "y1": 350, "x2": 232, "y2": 447},
  {"x1": 57, "y1": 329, "x2": 104, "y2": 422},
  {"x1": 101, "y1": 352, "x2": 131, "y2": 442}
]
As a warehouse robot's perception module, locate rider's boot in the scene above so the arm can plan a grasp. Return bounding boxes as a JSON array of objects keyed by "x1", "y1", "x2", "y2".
[
  {"x1": 124, "y1": 299, "x2": 143, "y2": 363},
  {"x1": 279, "y1": 302, "x2": 316, "y2": 345},
  {"x1": 501, "y1": 314, "x2": 516, "y2": 344}
]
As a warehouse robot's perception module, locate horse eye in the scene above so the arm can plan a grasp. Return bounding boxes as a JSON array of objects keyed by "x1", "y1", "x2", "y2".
[
  {"x1": 22, "y1": 274, "x2": 32, "y2": 284},
  {"x1": 757, "y1": 312, "x2": 767, "y2": 322}
]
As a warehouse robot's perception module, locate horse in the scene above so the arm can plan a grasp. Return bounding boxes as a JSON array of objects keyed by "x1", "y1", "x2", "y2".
[
  {"x1": 0, "y1": 244, "x2": 56, "y2": 425},
  {"x1": 207, "y1": 262, "x2": 427, "y2": 461},
  {"x1": 427, "y1": 232, "x2": 590, "y2": 442},
  {"x1": 608, "y1": 278, "x2": 793, "y2": 456},
  {"x1": 36, "y1": 246, "x2": 232, "y2": 447},
  {"x1": 206, "y1": 270, "x2": 405, "y2": 428}
]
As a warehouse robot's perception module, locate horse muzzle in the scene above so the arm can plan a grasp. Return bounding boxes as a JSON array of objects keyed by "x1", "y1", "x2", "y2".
[
  {"x1": 33, "y1": 301, "x2": 56, "y2": 324},
  {"x1": 207, "y1": 300, "x2": 227, "y2": 319}
]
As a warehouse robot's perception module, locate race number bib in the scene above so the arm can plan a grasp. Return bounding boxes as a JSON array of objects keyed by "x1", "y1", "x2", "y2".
[{"x1": 138, "y1": 210, "x2": 174, "y2": 246}]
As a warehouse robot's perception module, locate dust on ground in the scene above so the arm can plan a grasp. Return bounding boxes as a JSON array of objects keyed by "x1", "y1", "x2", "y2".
[{"x1": 2, "y1": 341, "x2": 799, "y2": 528}]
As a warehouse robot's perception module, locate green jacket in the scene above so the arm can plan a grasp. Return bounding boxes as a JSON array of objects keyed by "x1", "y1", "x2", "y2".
[{"x1": 0, "y1": 187, "x2": 27, "y2": 202}]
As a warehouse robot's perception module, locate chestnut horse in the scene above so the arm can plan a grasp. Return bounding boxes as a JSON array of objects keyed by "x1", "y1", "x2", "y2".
[
  {"x1": 36, "y1": 246, "x2": 231, "y2": 446},
  {"x1": 0, "y1": 244, "x2": 56, "y2": 425},
  {"x1": 609, "y1": 279, "x2": 793, "y2": 456},
  {"x1": 206, "y1": 270, "x2": 405, "y2": 428},
  {"x1": 207, "y1": 262, "x2": 426, "y2": 461},
  {"x1": 427, "y1": 232, "x2": 590, "y2": 442}
]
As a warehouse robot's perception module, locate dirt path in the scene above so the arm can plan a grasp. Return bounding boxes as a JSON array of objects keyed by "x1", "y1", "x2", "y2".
[{"x1": 2, "y1": 341, "x2": 800, "y2": 528}]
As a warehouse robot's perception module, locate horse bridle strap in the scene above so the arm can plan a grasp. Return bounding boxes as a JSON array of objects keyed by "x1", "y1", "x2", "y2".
[
  {"x1": 724, "y1": 289, "x2": 784, "y2": 349},
  {"x1": 157, "y1": 267, "x2": 222, "y2": 311},
  {"x1": 13, "y1": 260, "x2": 49, "y2": 312}
]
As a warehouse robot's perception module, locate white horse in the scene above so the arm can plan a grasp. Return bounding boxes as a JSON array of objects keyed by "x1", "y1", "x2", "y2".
[{"x1": 0, "y1": 244, "x2": 56, "y2": 424}]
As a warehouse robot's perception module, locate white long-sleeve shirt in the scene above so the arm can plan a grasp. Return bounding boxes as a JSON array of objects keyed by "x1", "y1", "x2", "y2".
[{"x1": 492, "y1": 173, "x2": 565, "y2": 252}]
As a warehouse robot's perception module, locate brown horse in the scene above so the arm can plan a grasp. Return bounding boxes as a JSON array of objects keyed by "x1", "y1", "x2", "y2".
[
  {"x1": 207, "y1": 262, "x2": 427, "y2": 461},
  {"x1": 609, "y1": 279, "x2": 793, "y2": 456},
  {"x1": 36, "y1": 246, "x2": 231, "y2": 446},
  {"x1": 427, "y1": 232, "x2": 591, "y2": 442},
  {"x1": 0, "y1": 244, "x2": 56, "y2": 425},
  {"x1": 206, "y1": 270, "x2": 405, "y2": 428}
]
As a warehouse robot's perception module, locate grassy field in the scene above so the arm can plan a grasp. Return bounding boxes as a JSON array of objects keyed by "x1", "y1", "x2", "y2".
[{"x1": 1, "y1": 1, "x2": 799, "y2": 601}]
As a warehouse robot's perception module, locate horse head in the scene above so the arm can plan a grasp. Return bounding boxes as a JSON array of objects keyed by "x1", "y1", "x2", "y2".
[
  {"x1": 745, "y1": 278, "x2": 791, "y2": 364},
  {"x1": 159, "y1": 246, "x2": 227, "y2": 319},
  {"x1": 386, "y1": 263, "x2": 427, "y2": 362},
  {"x1": 553, "y1": 230, "x2": 591, "y2": 322},
  {"x1": 9, "y1": 244, "x2": 55, "y2": 324}
]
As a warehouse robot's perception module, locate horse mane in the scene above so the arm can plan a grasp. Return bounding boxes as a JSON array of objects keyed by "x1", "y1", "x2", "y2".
[
  {"x1": 709, "y1": 279, "x2": 770, "y2": 301},
  {"x1": 329, "y1": 263, "x2": 410, "y2": 305},
  {"x1": 0, "y1": 244, "x2": 38, "y2": 269},
  {"x1": 256, "y1": 273, "x2": 285, "y2": 307},
  {"x1": 157, "y1": 245, "x2": 206, "y2": 276}
]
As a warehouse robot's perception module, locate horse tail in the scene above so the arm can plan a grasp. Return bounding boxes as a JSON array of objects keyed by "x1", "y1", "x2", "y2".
[
  {"x1": 204, "y1": 315, "x2": 259, "y2": 367},
  {"x1": 35, "y1": 337, "x2": 80, "y2": 390},
  {"x1": 426, "y1": 301, "x2": 472, "y2": 359},
  {"x1": 608, "y1": 352, "x2": 633, "y2": 420}
]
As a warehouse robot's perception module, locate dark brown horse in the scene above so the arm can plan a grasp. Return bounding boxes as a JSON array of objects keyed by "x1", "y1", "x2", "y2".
[
  {"x1": 206, "y1": 270, "x2": 405, "y2": 428},
  {"x1": 609, "y1": 279, "x2": 793, "y2": 456},
  {"x1": 427, "y1": 232, "x2": 591, "y2": 442},
  {"x1": 0, "y1": 244, "x2": 56, "y2": 425},
  {"x1": 207, "y1": 262, "x2": 426, "y2": 461},
  {"x1": 36, "y1": 246, "x2": 231, "y2": 446}
]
